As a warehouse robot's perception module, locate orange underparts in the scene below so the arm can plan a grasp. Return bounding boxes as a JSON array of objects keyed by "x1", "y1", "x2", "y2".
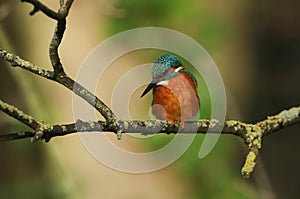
[{"x1": 166, "y1": 118, "x2": 185, "y2": 128}]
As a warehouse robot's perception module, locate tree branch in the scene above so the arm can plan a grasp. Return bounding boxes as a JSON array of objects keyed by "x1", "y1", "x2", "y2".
[
  {"x1": 2, "y1": 106, "x2": 299, "y2": 142},
  {"x1": 0, "y1": 99, "x2": 53, "y2": 141},
  {"x1": 21, "y1": 0, "x2": 61, "y2": 20},
  {"x1": 0, "y1": 0, "x2": 298, "y2": 178},
  {"x1": 0, "y1": 99, "x2": 41, "y2": 129},
  {"x1": 0, "y1": 48, "x2": 118, "y2": 126},
  {"x1": 7, "y1": 0, "x2": 120, "y2": 134},
  {"x1": 2, "y1": 106, "x2": 300, "y2": 141},
  {"x1": 48, "y1": 1, "x2": 73, "y2": 74},
  {"x1": 0, "y1": 49, "x2": 55, "y2": 79},
  {"x1": 21, "y1": 0, "x2": 74, "y2": 20},
  {"x1": 29, "y1": 0, "x2": 118, "y2": 128},
  {"x1": 0, "y1": 105, "x2": 299, "y2": 177}
]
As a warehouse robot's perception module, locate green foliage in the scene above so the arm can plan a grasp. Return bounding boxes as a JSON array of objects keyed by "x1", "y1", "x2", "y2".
[
  {"x1": 108, "y1": 0, "x2": 228, "y2": 49},
  {"x1": 109, "y1": 0, "x2": 173, "y2": 32}
]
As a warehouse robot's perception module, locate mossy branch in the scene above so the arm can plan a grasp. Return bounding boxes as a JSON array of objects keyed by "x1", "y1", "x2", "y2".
[
  {"x1": 7, "y1": 0, "x2": 119, "y2": 129},
  {"x1": 0, "y1": 96, "x2": 299, "y2": 177},
  {"x1": 0, "y1": 0, "x2": 299, "y2": 178}
]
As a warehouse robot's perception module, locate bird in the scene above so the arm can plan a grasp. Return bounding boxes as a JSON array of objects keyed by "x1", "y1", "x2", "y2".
[{"x1": 141, "y1": 53, "x2": 200, "y2": 126}]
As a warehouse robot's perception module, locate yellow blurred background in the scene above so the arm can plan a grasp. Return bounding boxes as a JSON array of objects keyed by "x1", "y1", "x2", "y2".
[{"x1": 1, "y1": 0, "x2": 300, "y2": 198}]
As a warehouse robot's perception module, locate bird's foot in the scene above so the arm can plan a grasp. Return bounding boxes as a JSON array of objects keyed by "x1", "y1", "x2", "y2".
[
  {"x1": 166, "y1": 118, "x2": 175, "y2": 125},
  {"x1": 166, "y1": 118, "x2": 185, "y2": 128},
  {"x1": 181, "y1": 120, "x2": 185, "y2": 128}
]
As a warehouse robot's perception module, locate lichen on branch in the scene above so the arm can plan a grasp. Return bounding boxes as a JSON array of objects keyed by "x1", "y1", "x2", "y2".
[{"x1": 0, "y1": 0, "x2": 299, "y2": 178}]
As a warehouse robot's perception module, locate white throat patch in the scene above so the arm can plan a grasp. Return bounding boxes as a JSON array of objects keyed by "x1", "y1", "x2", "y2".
[
  {"x1": 156, "y1": 66, "x2": 184, "y2": 86},
  {"x1": 157, "y1": 80, "x2": 169, "y2": 86},
  {"x1": 174, "y1": 66, "x2": 184, "y2": 72}
]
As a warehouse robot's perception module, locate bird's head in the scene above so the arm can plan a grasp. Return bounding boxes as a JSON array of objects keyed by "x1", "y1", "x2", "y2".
[
  {"x1": 151, "y1": 53, "x2": 182, "y2": 82},
  {"x1": 141, "y1": 53, "x2": 182, "y2": 97}
]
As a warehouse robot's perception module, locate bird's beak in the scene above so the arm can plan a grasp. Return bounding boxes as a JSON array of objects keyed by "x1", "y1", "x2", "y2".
[{"x1": 141, "y1": 82, "x2": 155, "y2": 98}]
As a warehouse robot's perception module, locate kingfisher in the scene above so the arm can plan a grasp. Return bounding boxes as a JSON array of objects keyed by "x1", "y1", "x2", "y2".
[{"x1": 141, "y1": 53, "x2": 200, "y2": 126}]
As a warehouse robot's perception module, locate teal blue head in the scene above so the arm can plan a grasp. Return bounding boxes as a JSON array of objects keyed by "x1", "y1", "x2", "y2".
[
  {"x1": 151, "y1": 53, "x2": 182, "y2": 81},
  {"x1": 141, "y1": 53, "x2": 183, "y2": 97}
]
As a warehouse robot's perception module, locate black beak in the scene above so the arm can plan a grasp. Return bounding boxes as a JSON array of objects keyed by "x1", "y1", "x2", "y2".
[{"x1": 141, "y1": 83, "x2": 156, "y2": 98}]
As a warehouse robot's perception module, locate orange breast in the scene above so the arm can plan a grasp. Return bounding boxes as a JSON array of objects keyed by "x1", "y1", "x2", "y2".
[{"x1": 152, "y1": 72, "x2": 200, "y2": 121}]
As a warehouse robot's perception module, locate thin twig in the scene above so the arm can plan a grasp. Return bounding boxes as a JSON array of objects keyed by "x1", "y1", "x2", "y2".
[
  {"x1": 0, "y1": 49, "x2": 54, "y2": 80},
  {"x1": 0, "y1": 48, "x2": 117, "y2": 124},
  {"x1": 19, "y1": 0, "x2": 119, "y2": 130},
  {"x1": 0, "y1": 99, "x2": 41, "y2": 129},
  {"x1": 21, "y1": 0, "x2": 61, "y2": 20},
  {"x1": 4, "y1": 0, "x2": 119, "y2": 131},
  {"x1": 48, "y1": 3, "x2": 68, "y2": 74},
  {"x1": 0, "y1": 0, "x2": 298, "y2": 179}
]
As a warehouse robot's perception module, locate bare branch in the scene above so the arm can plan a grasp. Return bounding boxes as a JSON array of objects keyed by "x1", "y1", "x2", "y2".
[
  {"x1": 48, "y1": 8, "x2": 67, "y2": 74},
  {"x1": 0, "y1": 131, "x2": 35, "y2": 141},
  {"x1": 2, "y1": 0, "x2": 119, "y2": 131},
  {"x1": 21, "y1": 0, "x2": 119, "y2": 129},
  {"x1": 21, "y1": 0, "x2": 74, "y2": 19},
  {"x1": 49, "y1": 19, "x2": 65, "y2": 74},
  {"x1": 2, "y1": 107, "x2": 299, "y2": 142},
  {"x1": 55, "y1": 75, "x2": 118, "y2": 123},
  {"x1": 1, "y1": 105, "x2": 300, "y2": 177},
  {"x1": 0, "y1": 47, "x2": 118, "y2": 129},
  {"x1": 21, "y1": 0, "x2": 60, "y2": 20},
  {"x1": 0, "y1": 98, "x2": 56, "y2": 141},
  {"x1": 0, "y1": 99, "x2": 41, "y2": 129},
  {"x1": 0, "y1": 49, "x2": 54, "y2": 79},
  {"x1": 0, "y1": 0, "x2": 298, "y2": 179},
  {"x1": 21, "y1": 0, "x2": 74, "y2": 74},
  {"x1": 60, "y1": 0, "x2": 74, "y2": 17}
]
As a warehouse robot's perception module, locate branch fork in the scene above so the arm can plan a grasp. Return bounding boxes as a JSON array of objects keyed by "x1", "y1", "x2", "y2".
[{"x1": 0, "y1": 0, "x2": 299, "y2": 178}]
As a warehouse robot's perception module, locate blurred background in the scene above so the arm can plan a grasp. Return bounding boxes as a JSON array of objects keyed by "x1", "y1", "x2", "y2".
[{"x1": 0, "y1": 0, "x2": 300, "y2": 198}]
